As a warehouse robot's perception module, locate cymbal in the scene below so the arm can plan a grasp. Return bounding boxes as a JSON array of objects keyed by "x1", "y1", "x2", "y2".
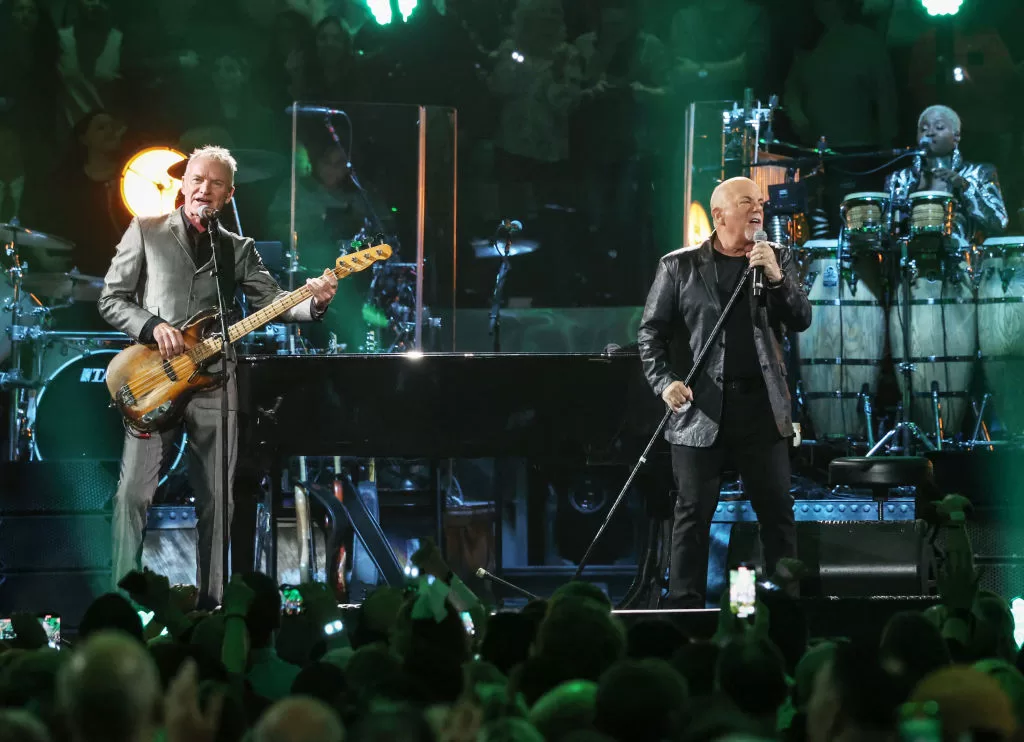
[
  {"x1": 472, "y1": 238, "x2": 539, "y2": 258},
  {"x1": 0, "y1": 224, "x2": 74, "y2": 254},
  {"x1": 22, "y1": 271, "x2": 104, "y2": 302},
  {"x1": 167, "y1": 149, "x2": 288, "y2": 185}
]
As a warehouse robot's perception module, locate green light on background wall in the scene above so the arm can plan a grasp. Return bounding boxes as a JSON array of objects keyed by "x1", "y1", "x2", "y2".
[{"x1": 920, "y1": 0, "x2": 964, "y2": 15}]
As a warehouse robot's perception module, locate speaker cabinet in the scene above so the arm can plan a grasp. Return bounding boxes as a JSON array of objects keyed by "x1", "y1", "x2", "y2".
[
  {"x1": 0, "y1": 462, "x2": 116, "y2": 628},
  {"x1": 726, "y1": 521, "x2": 927, "y2": 597}
]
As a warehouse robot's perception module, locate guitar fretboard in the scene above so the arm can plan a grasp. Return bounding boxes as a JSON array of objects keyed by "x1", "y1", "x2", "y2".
[{"x1": 187, "y1": 244, "x2": 391, "y2": 365}]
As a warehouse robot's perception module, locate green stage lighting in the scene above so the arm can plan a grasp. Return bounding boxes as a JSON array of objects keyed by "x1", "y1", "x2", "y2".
[
  {"x1": 398, "y1": 0, "x2": 418, "y2": 21},
  {"x1": 367, "y1": 0, "x2": 393, "y2": 24},
  {"x1": 921, "y1": 0, "x2": 964, "y2": 16},
  {"x1": 1011, "y1": 596, "x2": 1024, "y2": 648}
]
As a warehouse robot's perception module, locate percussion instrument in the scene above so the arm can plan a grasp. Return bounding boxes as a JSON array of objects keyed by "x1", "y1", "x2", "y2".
[
  {"x1": 908, "y1": 191, "x2": 954, "y2": 240},
  {"x1": 26, "y1": 333, "x2": 186, "y2": 478},
  {"x1": 795, "y1": 239, "x2": 886, "y2": 440},
  {"x1": 0, "y1": 224, "x2": 74, "y2": 272},
  {"x1": 889, "y1": 257, "x2": 976, "y2": 437},
  {"x1": 22, "y1": 272, "x2": 105, "y2": 303},
  {"x1": 977, "y1": 236, "x2": 1024, "y2": 434},
  {"x1": 840, "y1": 192, "x2": 889, "y2": 248}
]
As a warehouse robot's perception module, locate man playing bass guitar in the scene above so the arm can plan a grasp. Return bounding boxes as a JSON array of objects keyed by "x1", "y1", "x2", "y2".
[{"x1": 99, "y1": 146, "x2": 338, "y2": 604}]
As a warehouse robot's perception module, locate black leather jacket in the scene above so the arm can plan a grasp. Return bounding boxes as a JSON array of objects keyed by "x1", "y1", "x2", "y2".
[{"x1": 637, "y1": 234, "x2": 812, "y2": 447}]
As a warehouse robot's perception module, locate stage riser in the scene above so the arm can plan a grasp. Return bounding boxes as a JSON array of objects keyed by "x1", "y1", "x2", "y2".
[{"x1": 613, "y1": 597, "x2": 942, "y2": 645}]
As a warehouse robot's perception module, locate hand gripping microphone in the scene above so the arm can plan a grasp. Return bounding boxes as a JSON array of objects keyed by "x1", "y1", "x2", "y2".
[{"x1": 751, "y1": 229, "x2": 768, "y2": 298}]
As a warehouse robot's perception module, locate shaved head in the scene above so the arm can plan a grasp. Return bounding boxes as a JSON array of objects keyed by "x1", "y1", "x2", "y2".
[
  {"x1": 710, "y1": 177, "x2": 765, "y2": 253},
  {"x1": 710, "y1": 177, "x2": 761, "y2": 211},
  {"x1": 254, "y1": 697, "x2": 344, "y2": 742}
]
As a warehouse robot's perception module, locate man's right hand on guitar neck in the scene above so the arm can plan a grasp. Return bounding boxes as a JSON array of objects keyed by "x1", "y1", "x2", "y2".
[{"x1": 153, "y1": 323, "x2": 186, "y2": 359}]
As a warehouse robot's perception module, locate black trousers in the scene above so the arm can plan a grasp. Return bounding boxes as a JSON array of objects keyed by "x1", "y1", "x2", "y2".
[{"x1": 668, "y1": 383, "x2": 797, "y2": 606}]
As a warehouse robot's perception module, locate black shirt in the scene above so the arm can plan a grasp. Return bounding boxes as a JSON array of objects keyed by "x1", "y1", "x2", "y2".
[
  {"x1": 714, "y1": 249, "x2": 762, "y2": 380},
  {"x1": 183, "y1": 212, "x2": 214, "y2": 267}
]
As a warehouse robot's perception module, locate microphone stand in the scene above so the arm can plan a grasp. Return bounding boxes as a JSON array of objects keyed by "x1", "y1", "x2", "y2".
[
  {"x1": 207, "y1": 214, "x2": 233, "y2": 597},
  {"x1": 574, "y1": 261, "x2": 755, "y2": 580},
  {"x1": 488, "y1": 227, "x2": 514, "y2": 353}
]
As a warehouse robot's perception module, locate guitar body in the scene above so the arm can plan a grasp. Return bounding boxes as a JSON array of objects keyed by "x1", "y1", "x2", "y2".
[
  {"x1": 105, "y1": 309, "x2": 223, "y2": 435},
  {"x1": 104, "y1": 241, "x2": 394, "y2": 434}
]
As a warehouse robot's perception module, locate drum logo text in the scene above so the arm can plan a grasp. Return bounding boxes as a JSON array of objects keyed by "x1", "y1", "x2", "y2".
[{"x1": 79, "y1": 368, "x2": 108, "y2": 383}]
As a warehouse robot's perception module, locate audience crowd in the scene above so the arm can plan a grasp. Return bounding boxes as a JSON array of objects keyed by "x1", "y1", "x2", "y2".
[{"x1": 0, "y1": 497, "x2": 1019, "y2": 741}]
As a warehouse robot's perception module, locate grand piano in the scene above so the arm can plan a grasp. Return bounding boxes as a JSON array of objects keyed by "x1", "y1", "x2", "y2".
[{"x1": 237, "y1": 352, "x2": 664, "y2": 589}]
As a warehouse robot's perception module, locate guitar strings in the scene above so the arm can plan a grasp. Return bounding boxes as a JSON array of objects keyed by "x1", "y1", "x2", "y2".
[{"x1": 121, "y1": 253, "x2": 372, "y2": 400}]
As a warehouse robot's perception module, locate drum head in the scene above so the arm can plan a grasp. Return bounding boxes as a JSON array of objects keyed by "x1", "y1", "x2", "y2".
[
  {"x1": 842, "y1": 192, "x2": 889, "y2": 201},
  {"x1": 33, "y1": 350, "x2": 124, "y2": 460},
  {"x1": 910, "y1": 190, "x2": 953, "y2": 201}
]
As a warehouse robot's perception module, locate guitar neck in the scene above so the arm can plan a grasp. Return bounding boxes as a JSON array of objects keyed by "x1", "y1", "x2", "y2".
[{"x1": 188, "y1": 243, "x2": 390, "y2": 364}]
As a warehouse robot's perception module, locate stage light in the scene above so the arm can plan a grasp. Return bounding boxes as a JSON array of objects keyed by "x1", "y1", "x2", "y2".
[
  {"x1": 687, "y1": 201, "x2": 713, "y2": 247},
  {"x1": 367, "y1": 0, "x2": 392, "y2": 24},
  {"x1": 121, "y1": 147, "x2": 186, "y2": 218},
  {"x1": 398, "y1": 0, "x2": 417, "y2": 21},
  {"x1": 1012, "y1": 596, "x2": 1024, "y2": 648},
  {"x1": 920, "y1": 0, "x2": 963, "y2": 16}
]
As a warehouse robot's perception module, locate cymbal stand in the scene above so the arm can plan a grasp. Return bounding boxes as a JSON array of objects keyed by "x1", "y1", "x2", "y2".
[{"x1": 1, "y1": 235, "x2": 33, "y2": 461}]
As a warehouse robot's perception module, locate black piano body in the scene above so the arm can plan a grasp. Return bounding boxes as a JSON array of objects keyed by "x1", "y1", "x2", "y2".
[{"x1": 236, "y1": 352, "x2": 665, "y2": 590}]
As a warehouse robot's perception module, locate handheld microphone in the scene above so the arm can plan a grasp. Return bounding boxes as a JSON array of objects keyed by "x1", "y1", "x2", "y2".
[
  {"x1": 752, "y1": 229, "x2": 768, "y2": 298},
  {"x1": 196, "y1": 204, "x2": 220, "y2": 223},
  {"x1": 285, "y1": 104, "x2": 347, "y2": 116},
  {"x1": 475, "y1": 567, "x2": 539, "y2": 600}
]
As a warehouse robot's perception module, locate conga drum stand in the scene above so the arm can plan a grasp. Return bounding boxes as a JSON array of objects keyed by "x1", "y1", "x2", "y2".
[{"x1": 867, "y1": 237, "x2": 936, "y2": 456}]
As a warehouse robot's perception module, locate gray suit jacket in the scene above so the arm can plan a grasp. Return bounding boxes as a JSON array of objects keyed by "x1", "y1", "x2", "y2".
[
  {"x1": 99, "y1": 209, "x2": 316, "y2": 342},
  {"x1": 637, "y1": 233, "x2": 812, "y2": 448}
]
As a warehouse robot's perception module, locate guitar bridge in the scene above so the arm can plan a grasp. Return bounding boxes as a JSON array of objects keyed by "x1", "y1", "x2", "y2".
[{"x1": 119, "y1": 385, "x2": 137, "y2": 407}]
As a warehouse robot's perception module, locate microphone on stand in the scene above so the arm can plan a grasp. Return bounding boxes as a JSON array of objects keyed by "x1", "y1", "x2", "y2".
[
  {"x1": 196, "y1": 204, "x2": 220, "y2": 224},
  {"x1": 475, "y1": 567, "x2": 539, "y2": 600},
  {"x1": 752, "y1": 229, "x2": 768, "y2": 298}
]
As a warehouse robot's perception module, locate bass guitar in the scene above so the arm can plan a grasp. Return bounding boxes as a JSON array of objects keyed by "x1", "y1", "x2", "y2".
[{"x1": 105, "y1": 242, "x2": 392, "y2": 435}]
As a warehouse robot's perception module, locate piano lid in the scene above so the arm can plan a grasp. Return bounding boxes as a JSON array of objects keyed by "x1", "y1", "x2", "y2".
[{"x1": 237, "y1": 352, "x2": 658, "y2": 459}]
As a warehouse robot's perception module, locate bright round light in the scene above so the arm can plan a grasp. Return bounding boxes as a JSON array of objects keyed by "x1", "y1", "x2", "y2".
[
  {"x1": 687, "y1": 201, "x2": 713, "y2": 247},
  {"x1": 921, "y1": 0, "x2": 963, "y2": 16},
  {"x1": 121, "y1": 147, "x2": 186, "y2": 217}
]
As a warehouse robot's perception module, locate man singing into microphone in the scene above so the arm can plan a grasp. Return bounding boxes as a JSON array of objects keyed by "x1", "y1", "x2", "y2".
[
  {"x1": 888, "y1": 104, "x2": 1007, "y2": 244},
  {"x1": 99, "y1": 146, "x2": 338, "y2": 604},
  {"x1": 637, "y1": 176, "x2": 811, "y2": 608}
]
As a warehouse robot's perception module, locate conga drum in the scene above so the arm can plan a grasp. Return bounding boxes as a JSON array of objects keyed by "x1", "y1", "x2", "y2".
[
  {"x1": 889, "y1": 255, "x2": 976, "y2": 437},
  {"x1": 795, "y1": 239, "x2": 886, "y2": 440},
  {"x1": 840, "y1": 192, "x2": 889, "y2": 251},
  {"x1": 978, "y1": 236, "x2": 1024, "y2": 434},
  {"x1": 908, "y1": 191, "x2": 954, "y2": 239}
]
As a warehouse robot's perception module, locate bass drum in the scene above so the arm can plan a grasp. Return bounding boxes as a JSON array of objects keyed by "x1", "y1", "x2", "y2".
[
  {"x1": 795, "y1": 239, "x2": 886, "y2": 441},
  {"x1": 29, "y1": 339, "x2": 187, "y2": 489}
]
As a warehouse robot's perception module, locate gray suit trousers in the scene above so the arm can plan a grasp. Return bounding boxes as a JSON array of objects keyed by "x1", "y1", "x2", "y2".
[{"x1": 111, "y1": 379, "x2": 237, "y2": 603}]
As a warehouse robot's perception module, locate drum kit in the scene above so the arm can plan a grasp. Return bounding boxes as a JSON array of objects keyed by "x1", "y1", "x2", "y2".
[
  {"x1": 792, "y1": 186, "x2": 1020, "y2": 452},
  {"x1": 0, "y1": 221, "x2": 187, "y2": 471}
]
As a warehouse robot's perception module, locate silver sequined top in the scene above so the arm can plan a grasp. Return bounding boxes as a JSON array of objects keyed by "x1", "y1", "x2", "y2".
[{"x1": 885, "y1": 156, "x2": 1008, "y2": 247}]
